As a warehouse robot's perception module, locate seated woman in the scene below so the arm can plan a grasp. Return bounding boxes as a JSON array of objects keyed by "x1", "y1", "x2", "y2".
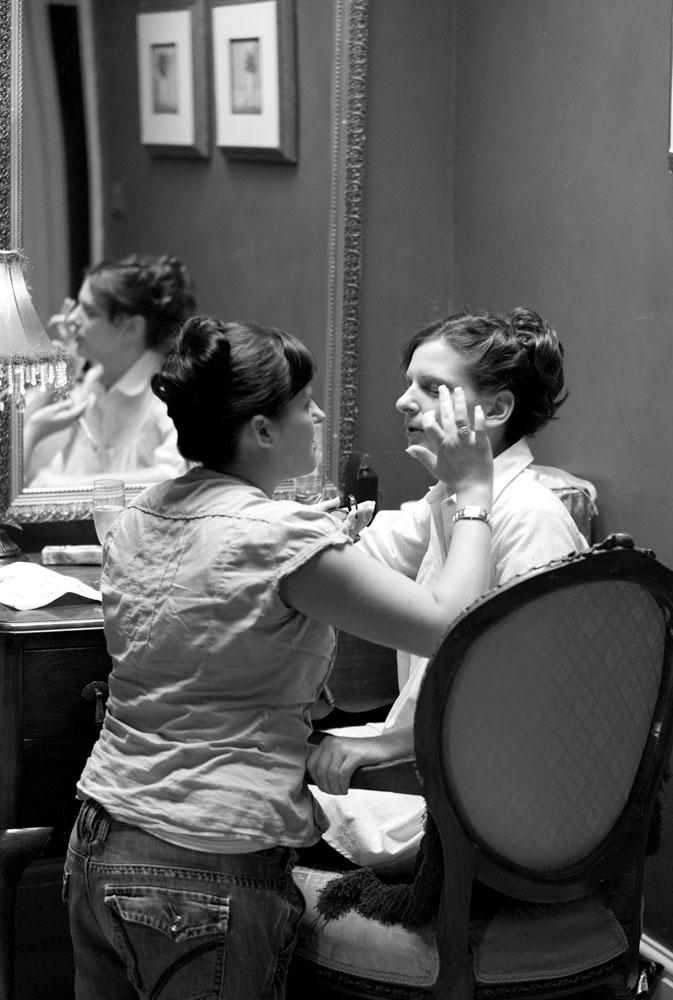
[
  {"x1": 308, "y1": 306, "x2": 590, "y2": 875},
  {"x1": 25, "y1": 253, "x2": 196, "y2": 486},
  {"x1": 64, "y1": 316, "x2": 494, "y2": 1000}
]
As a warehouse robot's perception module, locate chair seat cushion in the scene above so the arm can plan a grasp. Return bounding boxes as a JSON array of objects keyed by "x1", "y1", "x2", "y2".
[
  {"x1": 473, "y1": 895, "x2": 628, "y2": 984},
  {"x1": 294, "y1": 866, "x2": 628, "y2": 991},
  {"x1": 293, "y1": 865, "x2": 439, "y2": 988}
]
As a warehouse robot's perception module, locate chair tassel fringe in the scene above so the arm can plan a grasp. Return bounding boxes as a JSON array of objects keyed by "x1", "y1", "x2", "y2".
[{"x1": 315, "y1": 810, "x2": 442, "y2": 929}]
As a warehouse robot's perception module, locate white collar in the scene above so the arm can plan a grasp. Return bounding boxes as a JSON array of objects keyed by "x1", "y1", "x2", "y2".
[
  {"x1": 88, "y1": 350, "x2": 162, "y2": 398},
  {"x1": 425, "y1": 437, "x2": 534, "y2": 506},
  {"x1": 491, "y1": 437, "x2": 535, "y2": 502}
]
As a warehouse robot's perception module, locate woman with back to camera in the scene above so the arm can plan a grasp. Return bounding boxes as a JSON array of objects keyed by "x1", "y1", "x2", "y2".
[
  {"x1": 309, "y1": 305, "x2": 589, "y2": 875},
  {"x1": 64, "y1": 315, "x2": 493, "y2": 1000},
  {"x1": 25, "y1": 252, "x2": 196, "y2": 486}
]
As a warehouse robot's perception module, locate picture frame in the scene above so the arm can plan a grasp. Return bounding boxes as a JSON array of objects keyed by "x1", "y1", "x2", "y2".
[
  {"x1": 137, "y1": 0, "x2": 209, "y2": 158},
  {"x1": 211, "y1": 0, "x2": 297, "y2": 163}
]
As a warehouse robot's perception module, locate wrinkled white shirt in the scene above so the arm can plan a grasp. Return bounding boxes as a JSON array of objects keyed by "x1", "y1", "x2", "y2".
[
  {"x1": 313, "y1": 439, "x2": 589, "y2": 868},
  {"x1": 78, "y1": 468, "x2": 350, "y2": 852}
]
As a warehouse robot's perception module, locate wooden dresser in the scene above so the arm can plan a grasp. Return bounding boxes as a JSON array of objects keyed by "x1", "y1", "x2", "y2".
[
  {"x1": 0, "y1": 560, "x2": 109, "y2": 1000},
  {"x1": 0, "y1": 563, "x2": 109, "y2": 856}
]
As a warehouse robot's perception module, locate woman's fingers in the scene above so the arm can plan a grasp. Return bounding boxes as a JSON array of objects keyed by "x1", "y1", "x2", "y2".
[
  {"x1": 415, "y1": 386, "x2": 493, "y2": 491},
  {"x1": 307, "y1": 739, "x2": 344, "y2": 794},
  {"x1": 472, "y1": 403, "x2": 489, "y2": 445},
  {"x1": 312, "y1": 497, "x2": 340, "y2": 513},
  {"x1": 345, "y1": 499, "x2": 375, "y2": 536},
  {"x1": 307, "y1": 738, "x2": 359, "y2": 795},
  {"x1": 424, "y1": 386, "x2": 488, "y2": 448},
  {"x1": 52, "y1": 397, "x2": 86, "y2": 426},
  {"x1": 405, "y1": 443, "x2": 437, "y2": 475},
  {"x1": 428, "y1": 385, "x2": 470, "y2": 439},
  {"x1": 438, "y1": 382, "x2": 456, "y2": 428},
  {"x1": 407, "y1": 385, "x2": 492, "y2": 483}
]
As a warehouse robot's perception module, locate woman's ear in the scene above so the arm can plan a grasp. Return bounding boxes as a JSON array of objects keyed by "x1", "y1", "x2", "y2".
[
  {"x1": 483, "y1": 389, "x2": 515, "y2": 427},
  {"x1": 249, "y1": 414, "x2": 277, "y2": 449},
  {"x1": 119, "y1": 313, "x2": 147, "y2": 345}
]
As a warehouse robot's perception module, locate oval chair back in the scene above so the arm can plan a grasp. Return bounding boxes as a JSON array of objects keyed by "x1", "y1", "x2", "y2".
[
  {"x1": 290, "y1": 536, "x2": 673, "y2": 1000},
  {"x1": 416, "y1": 536, "x2": 673, "y2": 999}
]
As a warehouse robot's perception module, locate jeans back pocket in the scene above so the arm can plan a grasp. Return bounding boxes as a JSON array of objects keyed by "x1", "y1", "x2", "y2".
[{"x1": 105, "y1": 884, "x2": 229, "y2": 999}]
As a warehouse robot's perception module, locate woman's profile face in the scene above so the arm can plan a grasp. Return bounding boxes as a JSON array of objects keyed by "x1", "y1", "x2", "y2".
[
  {"x1": 396, "y1": 337, "x2": 487, "y2": 447},
  {"x1": 275, "y1": 382, "x2": 325, "y2": 479},
  {"x1": 68, "y1": 278, "x2": 128, "y2": 367}
]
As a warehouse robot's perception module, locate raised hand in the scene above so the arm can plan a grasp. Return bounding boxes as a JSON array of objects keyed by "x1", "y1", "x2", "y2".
[
  {"x1": 312, "y1": 496, "x2": 376, "y2": 538},
  {"x1": 341, "y1": 499, "x2": 376, "y2": 537},
  {"x1": 24, "y1": 397, "x2": 88, "y2": 464},
  {"x1": 406, "y1": 385, "x2": 492, "y2": 494},
  {"x1": 32, "y1": 397, "x2": 87, "y2": 438}
]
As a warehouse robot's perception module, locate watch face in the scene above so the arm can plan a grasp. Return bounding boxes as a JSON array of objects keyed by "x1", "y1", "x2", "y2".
[{"x1": 453, "y1": 506, "x2": 491, "y2": 526}]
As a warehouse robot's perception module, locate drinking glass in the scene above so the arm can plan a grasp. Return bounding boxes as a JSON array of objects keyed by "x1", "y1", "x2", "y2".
[{"x1": 92, "y1": 479, "x2": 126, "y2": 544}]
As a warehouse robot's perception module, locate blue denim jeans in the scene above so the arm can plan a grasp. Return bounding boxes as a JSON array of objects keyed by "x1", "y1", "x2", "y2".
[{"x1": 64, "y1": 799, "x2": 306, "y2": 1000}]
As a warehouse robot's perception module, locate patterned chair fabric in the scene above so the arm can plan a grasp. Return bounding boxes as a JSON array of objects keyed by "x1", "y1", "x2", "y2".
[
  {"x1": 445, "y1": 579, "x2": 663, "y2": 870},
  {"x1": 289, "y1": 535, "x2": 673, "y2": 1000}
]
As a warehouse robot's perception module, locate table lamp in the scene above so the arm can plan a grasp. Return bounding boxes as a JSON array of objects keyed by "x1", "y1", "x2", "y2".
[{"x1": 0, "y1": 249, "x2": 73, "y2": 559}]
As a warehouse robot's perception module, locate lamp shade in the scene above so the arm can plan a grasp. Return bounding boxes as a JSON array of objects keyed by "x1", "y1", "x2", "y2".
[{"x1": 0, "y1": 250, "x2": 72, "y2": 410}]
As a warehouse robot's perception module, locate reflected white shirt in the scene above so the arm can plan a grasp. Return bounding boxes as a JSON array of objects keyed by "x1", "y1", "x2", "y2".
[{"x1": 31, "y1": 350, "x2": 187, "y2": 485}]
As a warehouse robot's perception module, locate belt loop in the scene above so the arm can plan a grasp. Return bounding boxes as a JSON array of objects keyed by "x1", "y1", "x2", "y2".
[
  {"x1": 76, "y1": 799, "x2": 94, "y2": 839},
  {"x1": 95, "y1": 802, "x2": 112, "y2": 842},
  {"x1": 77, "y1": 798, "x2": 112, "y2": 843}
]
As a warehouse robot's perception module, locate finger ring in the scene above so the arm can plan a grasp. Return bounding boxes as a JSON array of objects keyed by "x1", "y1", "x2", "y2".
[{"x1": 457, "y1": 423, "x2": 472, "y2": 436}]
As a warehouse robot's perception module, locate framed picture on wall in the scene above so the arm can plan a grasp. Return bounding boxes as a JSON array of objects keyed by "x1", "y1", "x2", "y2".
[
  {"x1": 137, "y1": 0, "x2": 210, "y2": 157},
  {"x1": 211, "y1": 0, "x2": 297, "y2": 163}
]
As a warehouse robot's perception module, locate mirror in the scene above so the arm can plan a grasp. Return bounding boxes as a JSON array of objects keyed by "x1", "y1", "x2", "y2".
[{"x1": 0, "y1": 0, "x2": 369, "y2": 525}]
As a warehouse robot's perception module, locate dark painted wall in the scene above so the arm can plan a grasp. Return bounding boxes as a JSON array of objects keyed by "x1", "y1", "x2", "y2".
[{"x1": 452, "y1": 0, "x2": 673, "y2": 563}]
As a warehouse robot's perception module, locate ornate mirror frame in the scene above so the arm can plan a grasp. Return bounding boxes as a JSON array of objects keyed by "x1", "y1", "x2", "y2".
[{"x1": 0, "y1": 0, "x2": 368, "y2": 524}]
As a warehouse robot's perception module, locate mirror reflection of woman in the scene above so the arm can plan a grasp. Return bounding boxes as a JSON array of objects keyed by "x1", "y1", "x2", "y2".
[{"x1": 24, "y1": 253, "x2": 197, "y2": 487}]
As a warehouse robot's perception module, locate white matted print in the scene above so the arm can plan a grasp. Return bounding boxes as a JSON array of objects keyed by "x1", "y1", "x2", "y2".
[
  {"x1": 212, "y1": 0, "x2": 296, "y2": 162},
  {"x1": 137, "y1": 7, "x2": 208, "y2": 156}
]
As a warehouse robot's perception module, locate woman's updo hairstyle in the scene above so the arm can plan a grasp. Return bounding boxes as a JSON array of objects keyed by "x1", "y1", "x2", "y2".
[
  {"x1": 152, "y1": 316, "x2": 316, "y2": 469},
  {"x1": 85, "y1": 253, "x2": 197, "y2": 352},
  {"x1": 401, "y1": 306, "x2": 567, "y2": 444}
]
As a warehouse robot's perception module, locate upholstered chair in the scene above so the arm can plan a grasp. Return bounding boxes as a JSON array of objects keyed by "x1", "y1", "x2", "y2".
[{"x1": 289, "y1": 535, "x2": 673, "y2": 1000}]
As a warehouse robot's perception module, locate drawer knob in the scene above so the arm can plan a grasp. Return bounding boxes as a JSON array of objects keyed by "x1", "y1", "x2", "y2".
[{"x1": 81, "y1": 681, "x2": 109, "y2": 728}]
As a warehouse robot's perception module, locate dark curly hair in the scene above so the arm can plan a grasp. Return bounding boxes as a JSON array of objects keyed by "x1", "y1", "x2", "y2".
[
  {"x1": 85, "y1": 253, "x2": 197, "y2": 352},
  {"x1": 401, "y1": 306, "x2": 567, "y2": 444},
  {"x1": 152, "y1": 316, "x2": 316, "y2": 469}
]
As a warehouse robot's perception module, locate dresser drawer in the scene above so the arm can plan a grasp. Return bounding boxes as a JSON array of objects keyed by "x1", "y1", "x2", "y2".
[
  {"x1": 22, "y1": 645, "x2": 112, "y2": 738},
  {"x1": 20, "y1": 640, "x2": 112, "y2": 856},
  {"x1": 22, "y1": 737, "x2": 101, "y2": 856}
]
